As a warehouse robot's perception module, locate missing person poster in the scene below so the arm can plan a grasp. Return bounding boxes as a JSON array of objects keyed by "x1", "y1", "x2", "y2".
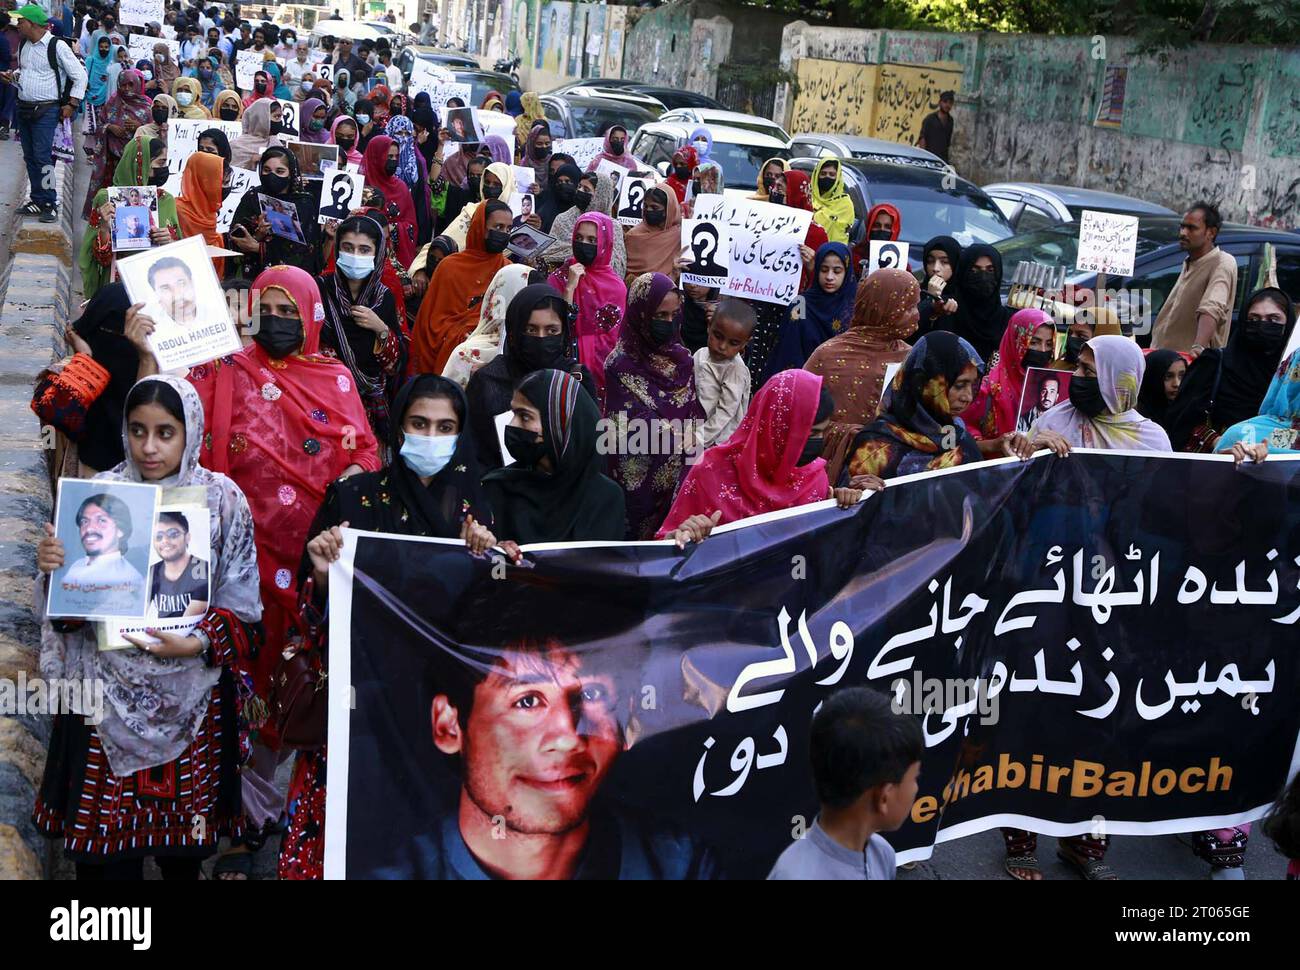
[
  {"x1": 113, "y1": 206, "x2": 152, "y2": 252},
  {"x1": 260, "y1": 194, "x2": 307, "y2": 244},
  {"x1": 117, "y1": 235, "x2": 242, "y2": 371},
  {"x1": 1017, "y1": 367, "x2": 1074, "y2": 435},
  {"x1": 319, "y1": 169, "x2": 366, "y2": 227},
  {"x1": 679, "y1": 218, "x2": 730, "y2": 288},
  {"x1": 615, "y1": 174, "x2": 653, "y2": 228},
  {"x1": 47, "y1": 479, "x2": 160, "y2": 620},
  {"x1": 323, "y1": 452, "x2": 1300, "y2": 879}
]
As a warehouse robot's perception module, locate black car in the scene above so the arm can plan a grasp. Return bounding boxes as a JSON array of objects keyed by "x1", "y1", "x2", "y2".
[
  {"x1": 788, "y1": 157, "x2": 1013, "y2": 262},
  {"x1": 539, "y1": 94, "x2": 660, "y2": 140},
  {"x1": 623, "y1": 85, "x2": 723, "y2": 110},
  {"x1": 993, "y1": 217, "x2": 1300, "y2": 344}
]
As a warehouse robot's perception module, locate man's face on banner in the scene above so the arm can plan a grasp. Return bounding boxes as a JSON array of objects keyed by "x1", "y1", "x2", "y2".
[
  {"x1": 1039, "y1": 378, "x2": 1060, "y2": 409},
  {"x1": 153, "y1": 521, "x2": 189, "y2": 562},
  {"x1": 153, "y1": 263, "x2": 197, "y2": 324},
  {"x1": 78, "y1": 503, "x2": 122, "y2": 558},
  {"x1": 435, "y1": 647, "x2": 624, "y2": 835}
]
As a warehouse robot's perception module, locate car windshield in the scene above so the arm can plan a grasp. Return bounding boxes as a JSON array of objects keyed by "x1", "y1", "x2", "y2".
[
  {"x1": 865, "y1": 182, "x2": 1012, "y2": 247},
  {"x1": 993, "y1": 222, "x2": 1175, "y2": 272},
  {"x1": 713, "y1": 120, "x2": 788, "y2": 141},
  {"x1": 713, "y1": 141, "x2": 789, "y2": 189},
  {"x1": 460, "y1": 75, "x2": 520, "y2": 104},
  {"x1": 568, "y1": 105, "x2": 654, "y2": 138}
]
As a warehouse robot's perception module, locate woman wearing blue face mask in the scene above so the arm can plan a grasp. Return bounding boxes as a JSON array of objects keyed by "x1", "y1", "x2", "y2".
[
  {"x1": 316, "y1": 215, "x2": 406, "y2": 446},
  {"x1": 285, "y1": 373, "x2": 496, "y2": 879}
]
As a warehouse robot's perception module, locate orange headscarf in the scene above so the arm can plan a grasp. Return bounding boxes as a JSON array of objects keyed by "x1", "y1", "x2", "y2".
[
  {"x1": 176, "y1": 151, "x2": 225, "y2": 276},
  {"x1": 411, "y1": 204, "x2": 510, "y2": 374}
]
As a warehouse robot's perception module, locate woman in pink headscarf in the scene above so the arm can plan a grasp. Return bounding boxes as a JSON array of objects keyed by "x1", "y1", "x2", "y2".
[
  {"x1": 586, "y1": 124, "x2": 638, "y2": 172},
  {"x1": 547, "y1": 212, "x2": 626, "y2": 396},
  {"x1": 330, "y1": 114, "x2": 363, "y2": 167},
  {"x1": 961, "y1": 307, "x2": 1057, "y2": 449}
]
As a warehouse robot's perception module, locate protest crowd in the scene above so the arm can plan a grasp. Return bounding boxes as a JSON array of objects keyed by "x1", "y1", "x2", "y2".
[{"x1": 11, "y1": 0, "x2": 1300, "y2": 883}]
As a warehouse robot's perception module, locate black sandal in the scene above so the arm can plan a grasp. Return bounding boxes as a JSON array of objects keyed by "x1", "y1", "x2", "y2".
[{"x1": 212, "y1": 848, "x2": 254, "y2": 881}]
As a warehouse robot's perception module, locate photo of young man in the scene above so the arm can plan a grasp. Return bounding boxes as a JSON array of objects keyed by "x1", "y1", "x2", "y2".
[
  {"x1": 147, "y1": 255, "x2": 198, "y2": 326},
  {"x1": 148, "y1": 511, "x2": 210, "y2": 619}
]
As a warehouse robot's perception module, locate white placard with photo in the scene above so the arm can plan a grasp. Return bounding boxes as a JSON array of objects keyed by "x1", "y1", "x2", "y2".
[
  {"x1": 615, "y1": 174, "x2": 654, "y2": 227},
  {"x1": 506, "y1": 224, "x2": 554, "y2": 261},
  {"x1": 46, "y1": 479, "x2": 160, "y2": 621},
  {"x1": 445, "y1": 106, "x2": 485, "y2": 144},
  {"x1": 318, "y1": 169, "x2": 366, "y2": 226},
  {"x1": 117, "y1": 235, "x2": 241, "y2": 371},
  {"x1": 276, "y1": 99, "x2": 301, "y2": 140},
  {"x1": 1075, "y1": 209, "x2": 1140, "y2": 277},
  {"x1": 260, "y1": 194, "x2": 307, "y2": 244}
]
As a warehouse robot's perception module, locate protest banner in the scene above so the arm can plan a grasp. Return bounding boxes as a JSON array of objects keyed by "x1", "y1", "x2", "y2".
[
  {"x1": 127, "y1": 34, "x2": 180, "y2": 65},
  {"x1": 722, "y1": 228, "x2": 803, "y2": 305},
  {"x1": 679, "y1": 218, "x2": 730, "y2": 288},
  {"x1": 119, "y1": 0, "x2": 165, "y2": 28},
  {"x1": 323, "y1": 452, "x2": 1300, "y2": 878},
  {"x1": 1076, "y1": 209, "x2": 1140, "y2": 277}
]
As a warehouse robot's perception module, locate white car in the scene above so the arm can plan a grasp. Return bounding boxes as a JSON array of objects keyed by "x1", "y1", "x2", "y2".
[
  {"x1": 629, "y1": 122, "x2": 790, "y2": 202},
  {"x1": 657, "y1": 108, "x2": 791, "y2": 146},
  {"x1": 788, "y1": 133, "x2": 950, "y2": 173},
  {"x1": 308, "y1": 21, "x2": 394, "y2": 45},
  {"x1": 564, "y1": 86, "x2": 667, "y2": 116}
]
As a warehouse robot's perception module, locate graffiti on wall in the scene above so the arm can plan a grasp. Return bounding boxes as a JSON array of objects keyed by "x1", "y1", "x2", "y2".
[
  {"x1": 1262, "y1": 51, "x2": 1300, "y2": 158},
  {"x1": 790, "y1": 58, "x2": 878, "y2": 135},
  {"x1": 872, "y1": 62, "x2": 962, "y2": 144},
  {"x1": 1122, "y1": 61, "x2": 1253, "y2": 152},
  {"x1": 603, "y1": 4, "x2": 626, "y2": 79},
  {"x1": 979, "y1": 41, "x2": 1093, "y2": 125}
]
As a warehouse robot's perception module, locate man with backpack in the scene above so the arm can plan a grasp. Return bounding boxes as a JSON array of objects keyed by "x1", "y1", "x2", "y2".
[{"x1": 1, "y1": 5, "x2": 86, "y2": 223}]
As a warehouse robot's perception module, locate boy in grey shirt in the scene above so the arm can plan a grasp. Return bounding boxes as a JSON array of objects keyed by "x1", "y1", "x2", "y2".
[{"x1": 768, "y1": 687, "x2": 922, "y2": 880}]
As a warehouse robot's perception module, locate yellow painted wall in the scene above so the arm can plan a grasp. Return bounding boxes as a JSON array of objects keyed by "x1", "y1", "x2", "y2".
[
  {"x1": 789, "y1": 58, "x2": 961, "y2": 145},
  {"x1": 871, "y1": 61, "x2": 962, "y2": 143}
]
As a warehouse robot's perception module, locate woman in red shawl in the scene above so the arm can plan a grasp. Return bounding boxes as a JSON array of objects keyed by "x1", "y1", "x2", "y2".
[
  {"x1": 663, "y1": 145, "x2": 698, "y2": 204},
  {"x1": 369, "y1": 84, "x2": 392, "y2": 126},
  {"x1": 547, "y1": 212, "x2": 626, "y2": 397},
  {"x1": 960, "y1": 307, "x2": 1056, "y2": 451},
  {"x1": 657, "y1": 369, "x2": 868, "y2": 543},
  {"x1": 82, "y1": 69, "x2": 153, "y2": 220},
  {"x1": 411, "y1": 201, "x2": 513, "y2": 374},
  {"x1": 188, "y1": 265, "x2": 380, "y2": 749},
  {"x1": 362, "y1": 135, "x2": 418, "y2": 267},
  {"x1": 851, "y1": 202, "x2": 902, "y2": 278}
]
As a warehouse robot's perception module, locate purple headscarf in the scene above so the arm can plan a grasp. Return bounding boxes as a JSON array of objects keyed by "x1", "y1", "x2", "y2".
[
  {"x1": 603, "y1": 271, "x2": 703, "y2": 539},
  {"x1": 299, "y1": 98, "x2": 330, "y2": 143},
  {"x1": 482, "y1": 134, "x2": 513, "y2": 167}
]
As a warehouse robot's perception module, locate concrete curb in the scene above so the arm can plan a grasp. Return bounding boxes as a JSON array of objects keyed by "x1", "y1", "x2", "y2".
[{"x1": 0, "y1": 149, "x2": 79, "y2": 881}]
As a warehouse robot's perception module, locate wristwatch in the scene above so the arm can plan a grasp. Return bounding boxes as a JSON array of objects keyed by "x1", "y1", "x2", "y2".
[{"x1": 1191, "y1": 343, "x2": 1206, "y2": 354}]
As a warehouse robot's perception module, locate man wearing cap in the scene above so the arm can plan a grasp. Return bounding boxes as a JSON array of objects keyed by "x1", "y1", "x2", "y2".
[{"x1": 2, "y1": 4, "x2": 86, "y2": 222}]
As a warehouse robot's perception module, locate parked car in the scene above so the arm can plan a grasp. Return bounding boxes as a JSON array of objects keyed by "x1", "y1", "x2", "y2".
[
  {"x1": 548, "y1": 78, "x2": 641, "y2": 93},
  {"x1": 362, "y1": 21, "x2": 416, "y2": 46},
  {"x1": 788, "y1": 133, "x2": 949, "y2": 173},
  {"x1": 309, "y1": 21, "x2": 394, "y2": 45},
  {"x1": 787, "y1": 156, "x2": 1013, "y2": 261},
  {"x1": 631, "y1": 122, "x2": 790, "y2": 201},
  {"x1": 539, "y1": 94, "x2": 661, "y2": 140},
  {"x1": 982, "y1": 182, "x2": 1176, "y2": 233},
  {"x1": 397, "y1": 45, "x2": 481, "y2": 71},
  {"x1": 993, "y1": 217, "x2": 1300, "y2": 342},
  {"x1": 657, "y1": 108, "x2": 791, "y2": 145},
  {"x1": 396, "y1": 53, "x2": 521, "y2": 106},
  {"x1": 622, "y1": 85, "x2": 723, "y2": 110},
  {"x1": 562, "y1": 85, "x2": 668, "y2": 116}
]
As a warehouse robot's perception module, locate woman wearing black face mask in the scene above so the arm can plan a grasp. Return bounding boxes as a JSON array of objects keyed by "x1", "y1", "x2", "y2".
[
  {"x1": 80, "y1": 138, "x2": 182, "y2": 298},
  {"x1": 482, "y1": 367, "x2": 626, "y2": 544},
  {"x1": 947, "y1": 244, "x2": 1014, "y2": 362},
  {"x1": 535, "y1": 161, "x2": 578, "y2": 233},
  {"x1": 465, "y1": 284, "x2": 596, "y2": 470},
  {"x1": 229, "y1": 145, "x2": 321, "y2": 277},
  {"x1": 1165, "y1": 287, "x2": 1297, "y2": 452},
  {"x1": 604, "y1": 272, "x2": 705, "y2": 539},
  {"x1": 544, "y1": 171, "x2": 628, "y2": 277}
]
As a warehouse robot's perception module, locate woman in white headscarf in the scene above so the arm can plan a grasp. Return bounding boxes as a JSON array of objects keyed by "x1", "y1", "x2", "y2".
[{"x1": 443, "y1": 264, "x2": 533, "y2": 388}]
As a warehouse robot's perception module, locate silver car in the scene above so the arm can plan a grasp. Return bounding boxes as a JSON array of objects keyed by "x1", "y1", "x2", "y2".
[
  {"x1": 788, "y1": 133, "x2": 950, "y2": 173},
  {"x1": 982, "y1": 182, "x2": 1176, "y2": 233}
]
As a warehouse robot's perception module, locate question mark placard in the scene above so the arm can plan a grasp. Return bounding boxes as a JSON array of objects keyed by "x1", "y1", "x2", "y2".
[{"x1": 869, "y1": 239, "x2": 910, "y2": 272}]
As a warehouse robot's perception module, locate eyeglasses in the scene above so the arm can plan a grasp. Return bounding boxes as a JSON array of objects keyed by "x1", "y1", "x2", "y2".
[{"x1": 154, "y1": 528, "x2": 184, "y2": 541}]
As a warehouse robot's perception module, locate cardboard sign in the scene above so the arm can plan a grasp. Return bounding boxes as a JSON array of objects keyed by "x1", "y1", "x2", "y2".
[
  {"x1": 691, "y1": 193, "x2": 812, "y2": 240},
  {"x1": 216, "y1": 167, "x2": 259, "y2": 234},
  {"x1": 1075, "y1": 209, "x2": 1140, "y2": 277},
  {"x1": 127, "y1": 34, "x2": 181, "y2": 65},
  {"x1": 318, "y1": 169, "x2": 366, "y2": 227},
  {"x1": 277, "y1": 100, "x2": 301, "y2": 140},
  {"x1": 236, "y1": 49, "x2": 265, "y2": 91},
  {"x1": 119, "y1": 0, "x2": 165, "y2": 28}
]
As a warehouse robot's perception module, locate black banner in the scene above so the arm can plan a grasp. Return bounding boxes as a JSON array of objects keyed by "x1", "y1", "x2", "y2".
[{"x1": 324, "y1": 453, "x2": 1300, "y2": 879}]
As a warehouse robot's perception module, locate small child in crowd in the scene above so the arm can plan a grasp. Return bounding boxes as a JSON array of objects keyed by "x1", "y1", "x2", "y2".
[
  {"x1": 692, "y1": 298, "x2": 754, "y2": 449},
  {"x1": 768, "y1": 686, "x2": 922, "y2": 880}
]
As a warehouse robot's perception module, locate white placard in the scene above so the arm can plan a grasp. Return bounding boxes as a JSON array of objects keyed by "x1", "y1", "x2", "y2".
[
  {"x1": 679, "y1": 218, "x2": 730, "y2": 288},
  {"x1": 216, "y1": 167, "x2": 259, "y2": 233},
  {"x1": 117, "y1": 235, "x2": 242, "y2": 371},
  {"x1": 553, "y1": 137, "x2": 605, "y2": 170},
  {"x1": 409, "y1": 73, "x2": 471, "y2": 112},
  {"x1": 1075, "y1": 209, "x2": 1140, "y2": 277},
  {"x1": 615, "y1": 174, "x2": 653, "y2": 227},
  {"x1": 318, "y1": 169, "x2": 365, "y2": 226},
  {"x1": 120, "y1": 0, "x2": 165, "y2": 29},
  {"x1": 167, "y1": 119, "x2": 243, "y2": 175},
  {"x1": 511, "y1": 166, "x2": 536, "y2": 193},
  {"x1": 127, "y1": 33, "x2": 181, "y2": 65},
  {"x1": 478, "y1": 108, "x2": 518, "y2": 149},
  {"x1": 691, "y1": 193, "x2": 812, "y2": 240},
  {"x1": 276, "y1": 99, "x2": 301, "y2": 140},
  {"x1": 236, "y1": 49, "x2": 265, "y2": 91},
  {"x1": 723, "y1": 229, "x2": 804, "y2": 306},
  {"x1": 494, "y1": 410, "x2": 514, "y2": 467},
  {"x1": 868, "y1": 239, "x2": 911, "y2": 273}
]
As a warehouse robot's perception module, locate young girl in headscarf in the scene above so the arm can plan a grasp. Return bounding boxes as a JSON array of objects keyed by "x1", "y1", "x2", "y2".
[
  {"x1": 810, "y1": 158, "x2": 854, "y2": 245},
  {"x1": 548, "y1": 212, "x2": 627, "y2": 397},
  {"x1": 657, "y1": 369, "x2": 866, "y2": 544},
  {"x1": 687, "y1": 126, "x2": 712, "y2": 163},
  {"x1": 483, "y1": 367, "x2": 626, "y2": 544},
  {"x1": 212, "y1": 88, "x2": 242, "y2": 122},
  {"x1": 767, "y1": 242, "x2": 858, "y2": 375},
  {"x1": 297, "y1": 97, "x2": 330, "y2": 143},
  {"x1": 243, "y1": 71, "x2": 272, "y2": 109},
  {"x1": 172, "y1": 76, "x2": 210, "y2": 119},
  {"x1": 846, "y1": 330, "x2": 985, "y2": 480},
  {"x1": 192, "y1": 54, "x2": 222, "y2": 110},
  {"x1": 151, "y1": 42, "x2": 179, "y2": 94},
  {"x1": 411, "y1": 202, "x2": 513, "y2": 374},
  {"x1": 1135, "y1": 349, "x2": 1188, "y2": 431},
  {"x1": 444, "y1": 264, "x2": 532, "y2": 389},
  {"x1": 229, "y1": 98, "x2": 280, "y2": 170},
  {"x1": 1216, "y1": 344, "x2": 1300, "y2": 456},
  {"x1": 82, "y1": 69, "x2": 153, "y2": 220},
  {"x1": 33, "y1": 375, "x2": 261, "y2": 879},
  {"x1": 385, "y1": 115, "x2": 431, "y2": 243},
  {"x1": 851, "y1": 202, "x2": 902, "y2": 278},
  {"x1": 362, "y1": 134, "x2": 419, "y2": 267},
  {"x1": 587, "y1": 124, "x2": 636, "y2": 173},
  {"x1": 133, "y1": 92, "x2": 175, "y2": 145},
  {"x1": 228, "y1": 145, "x2": 320, "y2": 276},
  {"x1": 752, "y1": 157, "x2": 788, "y2": 202},
  {"x1": 915, "y1": 235, "x2": 962, "y2": 343},
  {"x1": 545, "y1": 171, "x2": 626, "y2": 275},
  {"x1": 604, "y1": 272, "x2": 705, "y2": 539},
  {"x1": 330, "y1": 114, "x2": 363, "y2": 167}
]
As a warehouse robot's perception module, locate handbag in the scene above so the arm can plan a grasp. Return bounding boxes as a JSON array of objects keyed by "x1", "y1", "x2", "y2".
[
  {"x1": 1181, "y1": 353, "x2": 1224, "y2": 453},
  {"x1": 51, "y1": 118, "x2": 73, "y2": 164},
  {"x1": 271, "y1": 637, "x2": 328, "y2": 749},
  {"x1": 30, "y1": 353, "x2": 110, "y2": 440}
]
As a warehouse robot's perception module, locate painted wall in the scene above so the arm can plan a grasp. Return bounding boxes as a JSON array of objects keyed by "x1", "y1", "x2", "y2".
[{"x1": 773, "y1": 22, "x2": 1300, "y2": 227}]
